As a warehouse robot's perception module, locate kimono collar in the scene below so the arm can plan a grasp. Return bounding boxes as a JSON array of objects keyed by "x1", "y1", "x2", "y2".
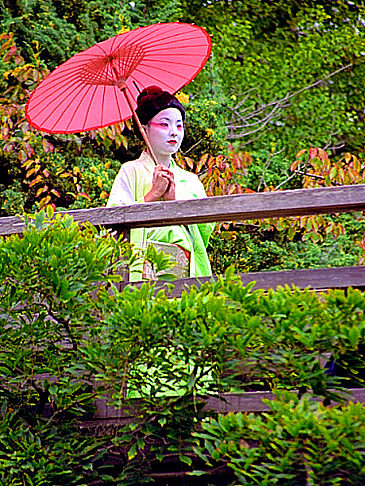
[{"x1": 139, "y1": 150, "x2": 177, "y2": 173}]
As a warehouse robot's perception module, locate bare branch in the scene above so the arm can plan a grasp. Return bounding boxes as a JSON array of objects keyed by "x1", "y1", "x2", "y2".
[
  {"x1": 274, "y1": 172, "x2": 298, "y2": 191},
  {"x1": 294, "y1": 169, "x2": 342, "y2": 186},
  {"x1": 182, "y1": 138, "x2": 204, "y2": 156},
  {"x1": 227, "y1": 63, "x2": 353, "y2": 141}
]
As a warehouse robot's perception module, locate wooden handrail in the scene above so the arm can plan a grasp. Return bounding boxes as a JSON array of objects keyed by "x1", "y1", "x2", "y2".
[
  {"x1": 122, "y1": 266, "x2": 365, "y2": 295},
  {"x1": 1, "y1": 184, "x2": 364, "y2": 291},
  {"x1": 0, "y1": 184, "x2": 364, "y2": 236}
]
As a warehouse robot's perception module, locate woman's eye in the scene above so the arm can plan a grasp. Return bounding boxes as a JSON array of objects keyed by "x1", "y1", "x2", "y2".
[
  {"x1": 159, "y1": 123, "x2": 169, "y2": 128},
  {"x1": 177, "y1": 125, "x2": 183, "y2": 131}
]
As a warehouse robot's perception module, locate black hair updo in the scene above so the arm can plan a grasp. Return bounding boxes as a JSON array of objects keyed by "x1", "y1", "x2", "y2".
[{"x1": 134, "y1": 86, "x2": 185, "y2": 138}]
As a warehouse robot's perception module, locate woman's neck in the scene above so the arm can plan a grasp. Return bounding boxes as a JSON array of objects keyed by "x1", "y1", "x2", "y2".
[{"x1": 147, "y1": 149, "x2": 171, "y2": 167}]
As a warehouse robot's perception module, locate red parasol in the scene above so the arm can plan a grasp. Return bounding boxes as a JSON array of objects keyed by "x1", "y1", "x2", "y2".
[{"x1": 25, "y1": 22, "x2": 211, "y2": 164}]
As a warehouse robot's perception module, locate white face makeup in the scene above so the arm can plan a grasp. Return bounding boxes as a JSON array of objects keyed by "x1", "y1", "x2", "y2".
[{"x1": 144, "y1": 107, "x2": 184, "y2": 160}]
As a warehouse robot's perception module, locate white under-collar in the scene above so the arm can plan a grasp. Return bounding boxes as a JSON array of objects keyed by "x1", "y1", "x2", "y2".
[{"x1": 139, "y1": 150, "x2": 176, "y2": 172}]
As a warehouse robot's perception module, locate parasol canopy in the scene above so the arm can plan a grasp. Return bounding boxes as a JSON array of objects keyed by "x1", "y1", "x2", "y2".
[{"x1": 25, "y1": 22, "x2": 212, "y2": 135}]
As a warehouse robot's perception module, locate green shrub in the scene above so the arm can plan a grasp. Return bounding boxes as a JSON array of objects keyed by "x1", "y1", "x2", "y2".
[
  {"x1": 0, "y1": 409, "x2": 106, "y2": 486},
  {"x1": 0, "y1": 213, "x2": 364, "y2": 483},
  {"x1": 194, "y1": 391, "x2": 365, "y2": 485}
]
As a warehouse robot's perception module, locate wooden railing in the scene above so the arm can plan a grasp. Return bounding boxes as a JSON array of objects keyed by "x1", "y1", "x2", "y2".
[{"x1": 1, "y1": 184, "x2": 365, "y2": 293}]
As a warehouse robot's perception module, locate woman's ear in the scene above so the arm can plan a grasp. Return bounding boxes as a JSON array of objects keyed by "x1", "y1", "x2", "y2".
[{"x1": 133, "y1": 116, "x2": 148, "y2": 140}]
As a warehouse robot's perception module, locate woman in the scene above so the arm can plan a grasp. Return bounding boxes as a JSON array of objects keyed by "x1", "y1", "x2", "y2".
[{"x1": 107, "y1": 86, "x2": 214, "y2": 281}]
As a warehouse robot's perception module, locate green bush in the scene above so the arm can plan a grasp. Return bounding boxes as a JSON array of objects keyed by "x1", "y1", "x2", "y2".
[
  {"x1": 0, "y1": 213, "x2": 364, "y2": 483},
  {"x1": 193, "y1": 391, "x2": 365, "y2": 485},
  {"x1": 0, "y1": 409, "x2": 105, "y2": 486}
]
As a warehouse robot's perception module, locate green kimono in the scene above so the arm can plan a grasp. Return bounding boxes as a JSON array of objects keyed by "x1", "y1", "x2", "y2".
[{"x1": 107, "y1": 151, "x2": 214, "y2": 281}]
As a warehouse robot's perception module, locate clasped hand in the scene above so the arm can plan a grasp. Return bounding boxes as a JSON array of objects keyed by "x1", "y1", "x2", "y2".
[{"x1": 144, "y1": 165, "x2": 176, "y2": 202}]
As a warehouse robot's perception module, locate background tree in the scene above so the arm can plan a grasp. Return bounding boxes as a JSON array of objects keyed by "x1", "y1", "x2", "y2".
[{"x1": 0, "y1": 0, "x2": 364, "y2": 272}]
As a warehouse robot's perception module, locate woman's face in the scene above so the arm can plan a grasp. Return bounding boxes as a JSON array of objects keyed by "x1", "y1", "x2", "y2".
[{"x1": 144, "y1": 107, "x2": 184, "y2": 158}]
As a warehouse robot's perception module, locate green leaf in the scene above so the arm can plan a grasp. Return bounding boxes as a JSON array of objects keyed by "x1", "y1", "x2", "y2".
[
  {"x1": 127, "y1": 442, "x2": 138, "y2": 461},
  {"x1": 158, "y1": 417, "x2": 167, "y2": 427},
  {"x1": 179, "y1": 454, "x2": 192, "y2": 466}
]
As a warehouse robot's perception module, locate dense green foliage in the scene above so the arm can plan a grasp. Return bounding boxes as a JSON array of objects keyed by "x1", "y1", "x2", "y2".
[
  {"x1": 194, "y1": 392, "x2": 365, "y2": 485},
  {"x1": 208, "y1": 213, "x2": 365, "y2": 274},
  {"x1": 0, "y1": 1, "x2": 364, "y2": 274},
  {"x1": 0, "y1": 214, "x2": 364, "y2": 484}
]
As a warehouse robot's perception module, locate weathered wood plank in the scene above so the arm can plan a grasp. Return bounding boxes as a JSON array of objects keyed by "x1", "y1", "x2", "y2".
[
  {"x1": 79, "y1": 389, "x2": 365, "y2": 434},
  {"x1": 1, "y1": 184, "x2": 364, "y2": 236},
  {"x1": 121, "y1": 266, "x2": 365, "y2": 296},
  {"x1": 203, "y1": 388, "x2": 365, "y2": 413}
]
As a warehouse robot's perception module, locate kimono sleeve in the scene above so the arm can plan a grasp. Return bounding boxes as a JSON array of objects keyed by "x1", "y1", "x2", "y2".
[{"x1": 107, "y1": 164, "x2": 145, "y2": 206}]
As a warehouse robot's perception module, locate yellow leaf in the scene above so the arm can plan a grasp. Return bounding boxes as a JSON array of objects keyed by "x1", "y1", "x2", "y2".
[
  {"x1": 344, "y1": 153, "x2": 351, "y2": 163},
  {"x1": 73, "y1": 166, "x2": 82, "y2": 176},
  {"x1": 46, "y1": 204, "x2": 55, "y2": 218},
  {"x1": 329, "y1": 167, "x2": 337, "y2": 180},
  {"x1": 121, "y1": 135, "x2": 128, "y2": 150},
  {"x1": 296, "y1": 149, "x2": 307, "y2": 158},
  {"x1": 39, "y1": 195, "x2": 51, "y2": 208},
  {"x1": 290, "y1": 160, "x2": 300, "y2": 172},
  {"x1": 26, "y1": 168, "x2": 36, "y2": 178},
  {"x1": 318, "y1": 148, "x2": 330, "y2": 162},
  {"x1": 29, "y1": 175, "x2": 42, "y2": 187},
  {"x1": 50, "y1": 189, "x2": 60, "y2": 198},
  {"x1": 36, "y1": 185, "x2": 48, "y2": 197}
]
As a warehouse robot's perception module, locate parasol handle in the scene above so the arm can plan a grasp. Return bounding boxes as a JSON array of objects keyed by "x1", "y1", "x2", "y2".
[{"x1": 119, "y1": 85, "x2": 159, "y2": 166}]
